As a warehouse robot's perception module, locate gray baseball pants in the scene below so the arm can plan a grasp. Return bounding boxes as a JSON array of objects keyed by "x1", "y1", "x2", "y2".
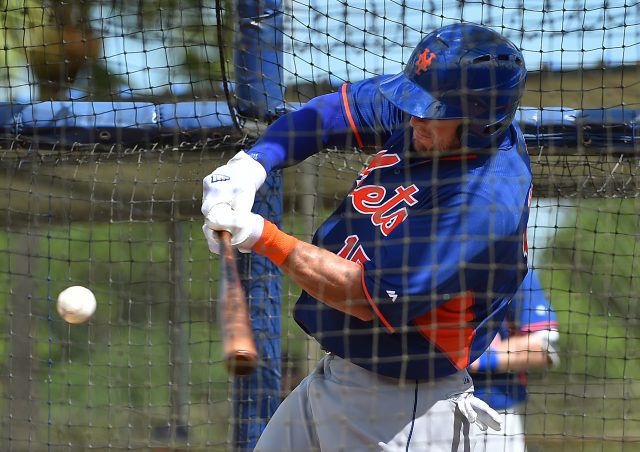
[{"x1": 255, "y1": 353, "x2": 495, "y2": 451}]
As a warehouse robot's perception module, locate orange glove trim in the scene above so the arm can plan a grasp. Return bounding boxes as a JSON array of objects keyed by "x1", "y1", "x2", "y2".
[{"x1": 252, "y1": 220, "x2": 299, "y2": 265}]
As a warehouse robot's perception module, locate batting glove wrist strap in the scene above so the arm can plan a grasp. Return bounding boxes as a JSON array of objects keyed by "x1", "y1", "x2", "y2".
[
  {"x1": 229, "y1": 150, "x2": 268, "y2": 190},
  {"x1": 201, "y1": 150, "x2": 267, "y2": 218},
  {"x1": 252, "y1": 220, "x2": 299, "y2": 265}
]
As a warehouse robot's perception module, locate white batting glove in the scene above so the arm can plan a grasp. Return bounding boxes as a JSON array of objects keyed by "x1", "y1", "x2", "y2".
[
  {"x1": 203, "y1": 203, "x2": 265, "y2": 254},
  {"x1": 532, "y1": 329, "x2": 561, "y2": 368},
  {"x1": 456, "y1": 392, "x2": 502, "y2": 432},
  {"x1": 201, "y1": 150, "x2": 267, "y2": 218}
]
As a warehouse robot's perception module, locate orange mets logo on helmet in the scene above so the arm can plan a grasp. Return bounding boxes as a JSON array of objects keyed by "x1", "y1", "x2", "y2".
[{"x1": 415, "y1": 48, "x2": 436, "y2": 75}]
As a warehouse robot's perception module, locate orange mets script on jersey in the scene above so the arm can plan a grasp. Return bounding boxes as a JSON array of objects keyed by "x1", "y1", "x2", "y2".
[{"x1": 415, "y1": 48, "x2": 436, "y2": 75}]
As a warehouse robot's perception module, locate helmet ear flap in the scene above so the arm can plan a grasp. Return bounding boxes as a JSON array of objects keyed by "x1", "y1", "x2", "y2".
[
  {"x1": 483, "y1": 109, "x2": 517, "y2": 136},
  {"x1": 483, "y1": 120, "x2": 506, "y2": 136}
]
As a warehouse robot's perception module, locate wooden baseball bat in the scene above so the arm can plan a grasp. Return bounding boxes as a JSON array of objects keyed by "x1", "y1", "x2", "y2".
[{"x1": 216, "y1": 230, "x2": 258, "y2": 376}]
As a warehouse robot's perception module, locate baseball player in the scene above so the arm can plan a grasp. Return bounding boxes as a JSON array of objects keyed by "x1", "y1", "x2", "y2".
[
  {"x1": 470, "y1": 269, "x2": 560, "y2": 451},
  {"x1": 202, "y1": 23, "x2": 531, "y2": 451}
]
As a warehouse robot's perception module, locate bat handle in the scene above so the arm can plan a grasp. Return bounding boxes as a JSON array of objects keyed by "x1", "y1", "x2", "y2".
[
  {"x1": 217, "y1": 230, "x2": 233, "y2": 253},
  {"x1": 216, "y1": 230, "x2": 259, "y2": 376}
]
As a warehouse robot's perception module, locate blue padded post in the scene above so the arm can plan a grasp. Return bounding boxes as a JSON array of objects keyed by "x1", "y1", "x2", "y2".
[
  {"x1": 232, "y1": 1, "x2": 285, "y2": 449},
  {"x1": 233, "y1": 171, "x2": 283, "y2": 450},
  {"x1": 234, "y1": 0, "x2": 285, "y2": 120}
]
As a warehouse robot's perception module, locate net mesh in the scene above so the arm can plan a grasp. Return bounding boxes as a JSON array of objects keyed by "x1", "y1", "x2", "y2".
[{"x1": 0, "y1": 0, "x2": 639, "y2": 450}]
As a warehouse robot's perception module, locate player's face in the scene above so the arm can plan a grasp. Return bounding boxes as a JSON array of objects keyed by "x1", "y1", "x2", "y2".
[{"x1": 409, "y1": 117, "x2": 463, "y2": 153}]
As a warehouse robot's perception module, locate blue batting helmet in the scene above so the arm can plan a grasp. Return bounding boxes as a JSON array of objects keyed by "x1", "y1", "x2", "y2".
[{"x1": 379, "y1": 23, "x2": 527, "y2": 148}]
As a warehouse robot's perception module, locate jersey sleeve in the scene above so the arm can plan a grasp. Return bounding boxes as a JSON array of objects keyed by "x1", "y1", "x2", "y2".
[
  {"x1": 246, "y1": 75, "x2": 404, "y2": 172},
  {"x1": 246, "y1": 91, "x2": 355, "y2": 172},
  {"x1": 340, "y1": 75, "x2": 406, "y2": 149},
  {"x1": 516, "y1": 269, "x2": 559, "y2": 333},
  {"x1": 361, "y1": 187, "x2": 528, "y2": 330}
]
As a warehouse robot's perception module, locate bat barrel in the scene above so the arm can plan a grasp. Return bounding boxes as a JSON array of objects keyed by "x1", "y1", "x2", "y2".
[
  {"x1": 217, "y1": 230, "x2": 259, "y2": 376},
  {"x1": 224, "y1": 350, "x2": 259, "y2": 376}
]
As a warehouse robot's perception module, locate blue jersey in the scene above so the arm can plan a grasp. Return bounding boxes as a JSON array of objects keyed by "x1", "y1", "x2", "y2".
[
  {"x1": 471, "y1": 270, "x2": 559, "y2": 409},
  {"x1": 250, "y1": 76, "x2": 533, "y2": 379}
]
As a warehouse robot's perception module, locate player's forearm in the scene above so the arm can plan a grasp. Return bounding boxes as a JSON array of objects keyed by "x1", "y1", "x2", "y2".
[
  {"x1": 470, "y1": 335, "x2": 554, "y2": 373},
  {"x1": 496, "y1": 350, "x2": 549, "y2": 372},
  {"x1": 252, "y1": 220, "x2": 373, "y2": 321},
  {"x1": 280, "y1": 241, "x2": 373, "y2": 321},
  {"x1": 498, "y1": 334, "x2": 556, "y2": 371}
]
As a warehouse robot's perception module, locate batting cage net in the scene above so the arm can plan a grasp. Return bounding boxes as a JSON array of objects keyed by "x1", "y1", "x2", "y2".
[{"x1": 0, "y1": 1, "x2": 639, "y2": 451}]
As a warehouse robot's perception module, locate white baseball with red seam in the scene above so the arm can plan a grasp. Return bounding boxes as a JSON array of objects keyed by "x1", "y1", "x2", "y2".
[{"x1": 56, "y1": 286, "x2": 97, "y2": 324}]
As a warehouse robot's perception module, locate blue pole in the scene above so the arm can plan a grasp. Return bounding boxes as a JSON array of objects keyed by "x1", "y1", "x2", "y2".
[
  {"x1": 233, "y1": 1, "x2": 285, "y2": 450},
  {"x1": 234, "y1": 0, "x2": 285, "y2": 120},
  {"x1": 234, "y1": 172, "x2": 283, "y2": 450}
]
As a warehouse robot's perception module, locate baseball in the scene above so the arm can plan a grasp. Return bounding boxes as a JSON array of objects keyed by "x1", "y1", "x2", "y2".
[{"x1": 56, "y1": 286, "x2": 97, "y2": 324}]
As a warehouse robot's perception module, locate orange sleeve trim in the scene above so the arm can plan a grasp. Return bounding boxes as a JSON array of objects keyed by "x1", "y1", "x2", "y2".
[
  {"x1": 441, "y1": 154, "x2": 478, "y2": 161},
  {"x1": 341, "y1": 83, "x2": 364, "y2": 148},
  {"x1": 252, "y1": 220, "x2": 299, "y2": 265},
  {"x1": 520, "y1": 321, "x2": 559, "y2": 334},
  {"x1": 359, "y1": 263, "x2": 395, "y2": 333}
]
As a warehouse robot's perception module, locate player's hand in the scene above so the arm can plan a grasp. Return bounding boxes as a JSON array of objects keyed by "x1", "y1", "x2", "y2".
[
  {"x1": 203, "y1": 203, "x2": 265, "y2": 254},
  {"x1": 201, "y1": 150, "x2": 267, "y2": 218},
  {"x1": 532, "y1": 329, "x2": 561, "y2": 368},
  {"x1": 456, "y1": 393, "x2": 502, "y2": 432}
]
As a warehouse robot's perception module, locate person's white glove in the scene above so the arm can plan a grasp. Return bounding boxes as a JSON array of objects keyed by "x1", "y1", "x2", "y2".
[
  {"x1": 201, "y1": 150, "x2": 267, "y2": 218},
  {"x1": 456, "y1": 392, "x2": 502, "y2": 432},
  {"x1": 532, "y1": 329, "x2": 561, "y2": 368},
  {"x1": 203, "y1": 203, "x2": 265, "y2": 254}
]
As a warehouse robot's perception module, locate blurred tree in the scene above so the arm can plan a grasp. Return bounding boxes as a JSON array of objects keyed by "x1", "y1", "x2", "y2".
[
  {"x1": 0, "y1": 0, "x2": 35, "y2": 100},
  {"x1": 1, "y1": 1, "x2": 134, "y2": 101},
  {"x1": 2, "y1": 0, "x2": 236, "y2": 101},
  {"x1": 108, "y1": 0, "x2": 234, "y2": 98},
  {"x1": 23, "y1": 1, "x2": 101, "y2": 100}
]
